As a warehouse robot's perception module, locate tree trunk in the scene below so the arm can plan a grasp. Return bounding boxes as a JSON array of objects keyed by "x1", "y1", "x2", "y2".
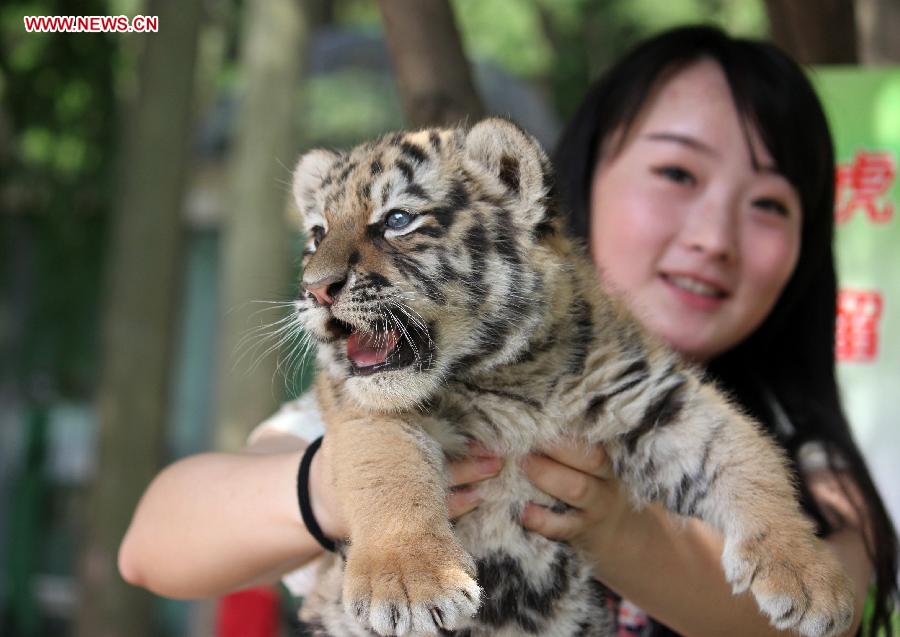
[
  {"x1": 74, "y1": 1, "x2": 202, "y2": 636},
  {"x1": 858, "y1": 0, "x2": 900, "y2": 63},
  {"x1": 764, "y1": 0, "x2": 858, "y2": 63},
  {"x1": 307, "y1": 0, "x2": 337, "y2": 30},
  {"x1": 213, "y1": 0, "x2": 307, "y2": 452},
  {"x1": 377, "y1": 0, "x2": 484, "y2": 128}
]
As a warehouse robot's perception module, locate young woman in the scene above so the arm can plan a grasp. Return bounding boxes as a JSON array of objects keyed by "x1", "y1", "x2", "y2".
[
  {"x1": 119, "y1": 26, "x2": 898, "y2": 637},
  {"x1": 525, "y1": 26, "x2": 898, "y2": 636}
]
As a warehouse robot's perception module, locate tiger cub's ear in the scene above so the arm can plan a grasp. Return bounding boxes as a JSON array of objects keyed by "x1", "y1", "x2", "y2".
[
  {"x1": 463, "y1": 118, "x2": 551, "y2": 227},
  {"x1": 292, "y1": 149, "x2": 340, "y2": 223}
]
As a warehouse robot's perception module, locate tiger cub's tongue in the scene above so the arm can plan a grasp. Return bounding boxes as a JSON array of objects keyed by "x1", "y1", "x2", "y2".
[{"x1": 347, "y1": 329, "x2": 400, "y2": 367}]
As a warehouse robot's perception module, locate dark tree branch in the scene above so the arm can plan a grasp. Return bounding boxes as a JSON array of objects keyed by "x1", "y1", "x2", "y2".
[
  {"x1": 377, "y1": 0, "x2": 485, "y2": 128},
  {"x1": 764, "y1": 0, "x2": 858, "y2": 64}
]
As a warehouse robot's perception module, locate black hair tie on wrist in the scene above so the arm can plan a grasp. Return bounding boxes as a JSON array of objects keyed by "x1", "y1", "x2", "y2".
[{"x1": 297, "y1": 435, "x2": 337, "y2": 553}]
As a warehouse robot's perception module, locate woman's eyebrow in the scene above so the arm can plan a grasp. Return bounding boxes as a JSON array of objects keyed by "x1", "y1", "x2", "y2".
[
  {"x1": 642, "y1": 132, "x2": 719, "y2": 158},
  {"x1": 753, "y1": 162, "x2": 782, "y2": 176},
  {"x1": 643, "y1": 131, "x2": 782, "y2": 176}
]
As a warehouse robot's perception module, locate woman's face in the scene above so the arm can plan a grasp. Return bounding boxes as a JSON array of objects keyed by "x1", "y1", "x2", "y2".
[{"x1": 589, "y1": 60, "x2": 802, "y2": 362}]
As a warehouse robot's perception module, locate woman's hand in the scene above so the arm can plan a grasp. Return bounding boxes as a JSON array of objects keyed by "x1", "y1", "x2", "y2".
[
  {"x1": 520, "y1": 439, "x2": 629, "y2": 550},
  {"x1": 522, "y1": 441, "x2": 872, "y2": 637},
  {"x1": 309, "y1": 437, "x2": 503, "y2": 541},
  {"x1": 446, "y1": 443, "x2": 504, "y2": 519}
]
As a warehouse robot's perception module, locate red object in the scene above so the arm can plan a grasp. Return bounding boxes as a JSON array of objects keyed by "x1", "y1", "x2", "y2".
[
  {"x1": 215, "y1": 586, "x2": 280, "y2": 637},
  {"x1": 835, "y1": 150, "x2": 896, "y2": 224},
  {"x1": 836, "y1": 289, "x2": 884, "y2": 362}
]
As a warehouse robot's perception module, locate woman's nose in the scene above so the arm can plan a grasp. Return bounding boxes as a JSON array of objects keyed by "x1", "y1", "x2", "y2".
[{"x1": 680, "y1": 196, "x2": 738, "y2": 263}]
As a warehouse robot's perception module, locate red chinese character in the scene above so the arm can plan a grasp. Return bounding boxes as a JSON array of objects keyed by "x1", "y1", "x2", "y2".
[
  {"x1": 836, "y1": 289, "x2": 883, "y2": 362},
  {"x1": 835, "y1": 151, "x2": 896, "y2": 224}
]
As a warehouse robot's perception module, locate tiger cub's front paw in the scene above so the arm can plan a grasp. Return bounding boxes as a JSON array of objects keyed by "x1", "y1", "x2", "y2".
[
  {"x1": 343, "y1": 534, "x2": 481, "y2": 636},
  {"x1": 723, "y1": 532, "x2": 854, "y2": 637}
]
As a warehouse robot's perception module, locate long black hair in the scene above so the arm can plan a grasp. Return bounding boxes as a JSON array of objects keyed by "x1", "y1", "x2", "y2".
[{"x1": 552, "y1": 25, "x2": 898, "y2": 637}]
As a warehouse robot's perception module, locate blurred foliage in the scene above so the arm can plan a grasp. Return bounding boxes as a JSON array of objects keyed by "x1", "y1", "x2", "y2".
[
  {"x1": 452, "y1": 0, "x2": 767, "y2": 77},
  {"x1": 301, "y1": 69, "x2": 404, "y2": 148},
  {"x1": 333, "y1": 0, "x2": 382, "y2": 32},
  {"x1": 0, "y1": 0, "x2": 772, "y2": 398},
  {"x1": 455, "y1": 0, "x2": 555, "y2": 77},
  {"x1": 452, "y1": 0, "x2": 767, "y2": 117},
  {"x1": 0, "y1": 0, "x2": 118, "y2": 400}
]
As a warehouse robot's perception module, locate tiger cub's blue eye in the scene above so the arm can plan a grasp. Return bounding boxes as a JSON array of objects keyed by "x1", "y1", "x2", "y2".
[{"x1": 385, "y1": 209, "x2": 413, "y2": 229}]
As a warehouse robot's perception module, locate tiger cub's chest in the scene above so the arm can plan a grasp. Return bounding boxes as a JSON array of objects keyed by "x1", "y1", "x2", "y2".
[{"x1": 434, "y1": 382, "x2": 562, "y2": 457}]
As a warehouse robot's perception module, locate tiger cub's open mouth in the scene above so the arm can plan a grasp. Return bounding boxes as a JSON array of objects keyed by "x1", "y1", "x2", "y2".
[{"x1": 326, "y1": 317, "x2": 433, "y2": 375}]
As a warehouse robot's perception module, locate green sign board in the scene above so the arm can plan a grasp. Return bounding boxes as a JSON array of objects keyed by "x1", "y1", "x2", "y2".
[{"x1": 813, "y1": 67, "x2": 900, "y2": 533}]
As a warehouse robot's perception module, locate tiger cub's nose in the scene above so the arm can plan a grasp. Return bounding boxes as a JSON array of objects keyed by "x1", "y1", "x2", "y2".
[{"x1": 303, "y1": 274, "x2": 347, "y2": 306}]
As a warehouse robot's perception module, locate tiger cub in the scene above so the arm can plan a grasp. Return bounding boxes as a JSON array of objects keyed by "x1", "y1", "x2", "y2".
[{"x1": 290, "y1": 118, "x2": 853, "y2": 637}]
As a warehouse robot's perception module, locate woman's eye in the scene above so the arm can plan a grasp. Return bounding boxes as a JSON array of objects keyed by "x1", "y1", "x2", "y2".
[
  {"x1": 310, "y1": 225, "x2": 325, "y2": 247},
  {"x1": 653, "y1": 165, "x2": 696, "y2": 186},
  {"x1": 385, "y1": 209, "x2": 413, "y2": 229},
  {"x1": 752, "y1": 198, "x2": 789, "y2": 216}
]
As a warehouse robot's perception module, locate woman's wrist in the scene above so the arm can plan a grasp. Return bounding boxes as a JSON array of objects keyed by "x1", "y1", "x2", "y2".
[
  {"x1": 582, "y1": 498, "x2": 660, "y2": 573},
  {"x1": 308, "y1": 439, "x2": 348, "y2": 542},
  {"x1": 583, "y1": 502, "x2": 785, "y2": 637}
]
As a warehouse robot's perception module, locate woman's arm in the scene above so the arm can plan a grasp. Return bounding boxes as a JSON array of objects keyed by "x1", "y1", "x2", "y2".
[
  {"x1": 522, "y1": 442, "x2": 872, "y2": 637},
  {"x1": 118, "y1": 433, "x2": 501, "y2": 599},
  {"x1": 118, "y1": 433, "x2": 322, "y2": 599}
]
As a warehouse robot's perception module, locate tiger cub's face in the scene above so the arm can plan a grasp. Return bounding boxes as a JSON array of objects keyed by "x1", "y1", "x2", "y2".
[{"x1": 292, "y1": 119, "x2": 564, "y2": 411}]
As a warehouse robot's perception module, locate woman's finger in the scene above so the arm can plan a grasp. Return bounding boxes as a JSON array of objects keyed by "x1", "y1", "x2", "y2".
[
  {"x1": 520, "y1": 502, "x2": 582, "y2": 541},
  {"x1": 539, "y1": 439, "x2": 613, "y2": 480},
  {"x1": 522, "y1": 453, "x2": 615, "y2": 510},
  {"x1": 447, "y1": 485, "x2": 483, "y2": 520},
  {"x1": 447, "y1": 454, "x2": 502, "y2": 489}
]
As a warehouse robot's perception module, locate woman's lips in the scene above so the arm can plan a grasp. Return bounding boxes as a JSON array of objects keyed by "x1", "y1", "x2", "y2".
[{"x1": 660, "y1": 272, "x2": 729, "y2": 310}]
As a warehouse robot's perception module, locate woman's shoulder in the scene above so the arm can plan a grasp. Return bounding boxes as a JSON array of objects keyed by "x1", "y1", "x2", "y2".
[{"x1": 246, "y1": 392, "x2": 325, "y2": 445}]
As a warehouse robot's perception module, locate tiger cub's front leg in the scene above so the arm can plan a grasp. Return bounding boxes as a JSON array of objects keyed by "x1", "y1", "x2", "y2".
[
  {"x1": 570, "y1": 345, "x2": 855, "y2": 637},
  {"x1": 327, "y1": 415, "x2": 480, "y2": 636}
]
